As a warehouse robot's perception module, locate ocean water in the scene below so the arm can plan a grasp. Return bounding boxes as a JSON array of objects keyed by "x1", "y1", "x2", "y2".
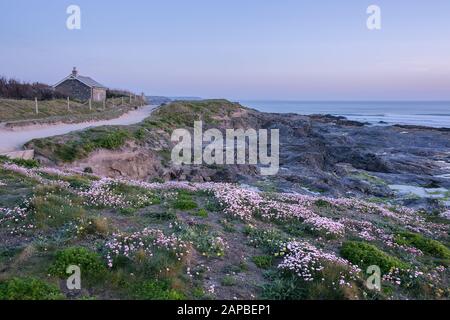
[{"x1": 239, "y1": 101, "x2": 450, "y2": 128}]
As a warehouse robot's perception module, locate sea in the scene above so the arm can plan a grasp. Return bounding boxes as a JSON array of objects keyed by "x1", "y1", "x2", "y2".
[{"x1": 238, "y1": 101, "x2": 450, "y2": 128}]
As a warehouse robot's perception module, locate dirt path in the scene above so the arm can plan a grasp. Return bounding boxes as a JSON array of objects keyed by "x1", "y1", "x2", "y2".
[{"x1": 0, "y1": 105, "x2": 158, "y2": 153}]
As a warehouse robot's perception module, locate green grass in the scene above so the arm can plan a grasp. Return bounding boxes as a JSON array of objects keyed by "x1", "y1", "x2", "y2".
[
  {"x1": 90, "y1": 129, "x2": 130, "y2": 150},
  {"x1": 192, "y1": 209, "x2": 208, "y2": 218},
  {"x1": 395, "y1": 232, "x2": 450, "y2": 260},
  {"x1": 261, "y1": 273, "x2": 307, "y2": 300},
  {"x1": 173, "y1": 194, "x2": 198, "y2": 210},
  {"x1": 341, "y1": 241, "x2": 409, "y2": 273},
  {"x1": 31, "y1": 188, "x2": 86, "y2": 229},
  {"x1": 28, "y1": 127, "x2": 132, "y2": 163},
  {"x1": 252, "y1": 255, "x2": 274, "y2": 269},
  {"x1": 0, "y1": 97, "x2": 143, "y2": 123},
  {"x1": 0, "y1": 168, "x2": 37, "y2": 207}
]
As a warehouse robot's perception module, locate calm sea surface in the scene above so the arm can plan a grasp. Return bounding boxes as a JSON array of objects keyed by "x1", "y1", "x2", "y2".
[{"x1": 239, "y1": 101, "x2": 450, "y2": 128}]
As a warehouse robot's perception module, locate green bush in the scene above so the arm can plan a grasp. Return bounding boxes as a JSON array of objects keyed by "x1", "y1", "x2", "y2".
[
  {"x1": 315, "y1": 199, "x2": 331, "y2": 208},
  {"x1": 11, "y1": 158, "x2": 40, "y2": 168},
  {"x1": 262, "y1": 264, "x2": 367, "y2": 300},
  {"x1": 205, "y1": 197, "x2": 222, "y2": 212},
  {"x1": 395, "y1": 232, "x2": 450, "y2": 260},
  {"x1": 252, "y1": 255, "x2": 274, "y2": 269},
  {"x1": 0, "y1": 278, "x2": 63, "y2": 300},
  {"x1": 173, "y1": 199, "x2": 198, "y2": 210},
  {"x1": 261, "y1": 273, "x2": 307, "y2": 300},
  {"x1": 134, "y1": 128, "x2": 147, "y2": 140},
  {"x1": 133, "y1": 279, "x2": 185, "y2": 300},
  {"x1": 140, "y1": 248, "x2": 181, "y2": 277},
  {"x1": 49, "y1": 247, "x2": 107, "y2": 281},
  {"x1": 221, "y1": 275, "x2": 237, "y2": 286},
  {"x1": 146, "y1": 211, "x2": 177, "y2": 222},
  {"x1": 55, "y1": 143, "x2": 81, "y2": 162},
  {"x1": 0, "y1": 156, "x2": 40, "y2": 168},
  {"x1": 340, "y1": 241, "x2": 408, "y2": 273}
]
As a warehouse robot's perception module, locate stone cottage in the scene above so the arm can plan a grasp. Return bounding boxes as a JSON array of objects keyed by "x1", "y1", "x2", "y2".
[{"x1": 54, "y1": 67, "x2": 107, "y2": 102}]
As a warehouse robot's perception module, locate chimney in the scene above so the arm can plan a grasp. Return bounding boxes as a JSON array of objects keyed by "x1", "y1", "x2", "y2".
[{"x1": 72, "y1": 67, "x2": 78, "y2": 77}]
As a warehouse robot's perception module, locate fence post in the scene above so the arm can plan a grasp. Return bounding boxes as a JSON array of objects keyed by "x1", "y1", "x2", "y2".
[
  {"x1": 122, "y1": 97, "x2": 124, "y2": 106},
  {"x1": 35, "y1": 97, "x2": 39, "y2": 114},
  {"x1": 103, "y1": 99, "x2": 106, "y2": 110},
  {"x1": 89, "y1": 99, "x2": 92, "y2": 111},
  {"x1": 67, "y1": 97, "x2": 70, "y2": 111},
  {"x1": 129, "y1": 94, "x2": 132, "y2": 103}
]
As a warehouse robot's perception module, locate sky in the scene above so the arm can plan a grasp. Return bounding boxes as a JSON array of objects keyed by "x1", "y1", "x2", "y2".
[{"x1": 1, "y1": 0, "x2": 450, "y2": 100}]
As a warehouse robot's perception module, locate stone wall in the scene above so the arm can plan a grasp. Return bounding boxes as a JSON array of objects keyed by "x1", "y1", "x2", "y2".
[{"x1": 55, "y1": 79, "x2": 91, "y2": 102}]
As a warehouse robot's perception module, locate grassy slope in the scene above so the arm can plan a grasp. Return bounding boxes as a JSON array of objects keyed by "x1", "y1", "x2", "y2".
[
  {"x1": 26, "y1": 99, "x2": 248, "y2": 163},
  {"x1": 0, "y1": 158, "x2": 449, "y2": 300},
  {"x1": 0, "y1": 97, "x2": 145, "y2": 126}
]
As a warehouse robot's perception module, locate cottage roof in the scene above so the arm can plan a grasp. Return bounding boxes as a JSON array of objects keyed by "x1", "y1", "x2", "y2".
[{"x1": 54, "y1": 68, "x2": 107, "y2": 89}]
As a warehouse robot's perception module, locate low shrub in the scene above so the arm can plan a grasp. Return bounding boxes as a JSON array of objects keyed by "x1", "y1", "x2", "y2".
[
  {"x1": 177, "y1": 223, "x2": 227, "y2": 258},
  {"x1": 262, "y1": 265, "x2": 365, "y2": 300},
  {"x1": 0, "y1": 278, "x2": 63, "y2": 300},
  {"x1": 221, "y1": 275, "x2": 237, "y2": 286},
  {"x1": 193, "y1": 209, "x2": 208, "y2": 218},
  {"x1": 340, "y1": 241, "x2": 408, "y2": 273},
  {"x1": 133, "y1": 279, "x2": 185, "y2": 300},
  {"x1": 49, "y1": 247, "x2": 107, "y2": 281},
  {"x1": 10, "y1": 158, "x2": 40, "y2": 169},
  {"x1": 146, "y1": 211, "x2": 177, "y2": 222},
  {"x1": 261, "y1": 273, "x2": 307, "y2": 300},
  {"x1": 395, "y1": 232, "x2": 450, "y2": 260},
  {"x1": 173, "y1": 199, "x2": 198, "y2": 210},
  {"x1": 252, "y1": 255, "x2": 274, "y2": 269},
  {"x1": 195, "y1": 234, "x2": 227, "y2": 258},
  {"x1": 315, "y1": 199, "x2": 331, "y2": 208},
  {"x1": 90, "y1": 129, "x2": 130, "y2": 150}
]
